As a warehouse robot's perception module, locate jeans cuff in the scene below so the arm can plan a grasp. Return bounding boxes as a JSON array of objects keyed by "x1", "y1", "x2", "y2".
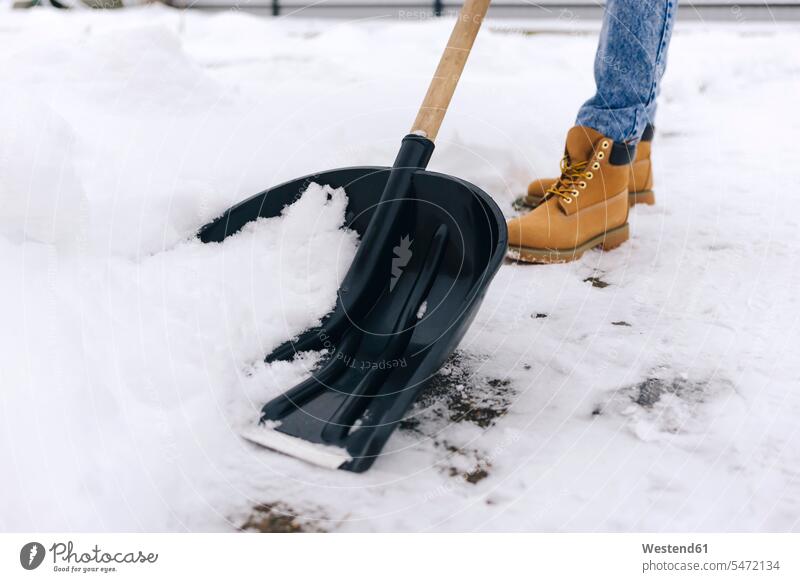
[{"x1": 575, "y1": 103, "x2": 649, "y2": 144}]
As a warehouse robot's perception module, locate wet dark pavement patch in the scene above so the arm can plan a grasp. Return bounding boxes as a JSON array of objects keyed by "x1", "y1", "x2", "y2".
[
  {"x1": 584, "y1": 276, "x2": 610, "y2": 288},
  {"x1": 240, "y1": 502, "x2": 328, "y2": 533},
  {"x1": 632, "y1": 376, "x2": 707, "y2": 408},
  {"x1": 401, "y1": 351, "x2": 515, "y2": 432}
]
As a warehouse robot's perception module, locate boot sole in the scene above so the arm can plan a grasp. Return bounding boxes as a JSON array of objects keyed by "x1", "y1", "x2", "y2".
[
  {"x1": 507, "y1": 223, "x2": 630, "y2": 264},
  {"x1": 514, "y1": 190, "x2": 655, "y2": 211},
  {"x1": 628, "y1": 189, "x2": 655, "y2": 206}
]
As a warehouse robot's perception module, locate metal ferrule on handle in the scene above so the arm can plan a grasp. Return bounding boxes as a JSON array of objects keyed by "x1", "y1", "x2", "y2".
[{"x1": 410, "y1": 0, "x2": 491, "y2": 142}]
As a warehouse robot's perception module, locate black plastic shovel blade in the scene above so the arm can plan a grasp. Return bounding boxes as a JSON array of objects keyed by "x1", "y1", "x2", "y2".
[{"x1": 199, "y1": 135, "x2": 507, "y2": 472}]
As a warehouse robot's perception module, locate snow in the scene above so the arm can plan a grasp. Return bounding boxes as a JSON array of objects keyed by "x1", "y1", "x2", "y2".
[
  {"x1": 1, "y1": 5, "x2": 799, "y2": 532},
  {"x1": 0, "y1": 91, "x2": 88, "y2": 246}
]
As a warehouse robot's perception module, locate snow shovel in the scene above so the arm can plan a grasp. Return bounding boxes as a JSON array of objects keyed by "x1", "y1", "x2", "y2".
[{"x1": 199, "y1": 0, "x2": 506, "y2": 473}]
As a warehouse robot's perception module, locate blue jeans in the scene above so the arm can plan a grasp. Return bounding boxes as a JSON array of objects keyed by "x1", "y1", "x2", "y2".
[{"x1": 576, "y1": 0, "x2": 678, "y2": 144}]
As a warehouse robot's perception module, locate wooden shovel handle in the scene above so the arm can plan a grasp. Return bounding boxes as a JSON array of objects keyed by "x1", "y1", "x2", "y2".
[{"x1": 410, "y1": 0, "x2": 491, "y2": 142}]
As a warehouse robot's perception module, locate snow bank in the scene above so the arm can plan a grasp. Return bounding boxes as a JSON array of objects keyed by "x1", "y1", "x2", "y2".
[
  {"x1": 0, "y1": 180, "x2": 357, "y2": 530},
  {"x1": 0, "y1": 91, "x2": 87, "y2": 246}
]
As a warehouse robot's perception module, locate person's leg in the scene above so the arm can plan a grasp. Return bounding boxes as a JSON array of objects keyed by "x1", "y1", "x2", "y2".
[
  {"x1": 576, "y1": 0, "x2": 677, "y2": 144},
  {"x1": 508, "y1": 1, "x2": 679, "y2": 262},
  {"x1": 514, "y1": 0, "x2": 677, "y2": 211}
]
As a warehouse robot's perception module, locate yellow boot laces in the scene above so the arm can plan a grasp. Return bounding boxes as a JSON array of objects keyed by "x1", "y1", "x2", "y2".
[{"x1": 545, "y1": 156, "x2": 592, "y2": 204}]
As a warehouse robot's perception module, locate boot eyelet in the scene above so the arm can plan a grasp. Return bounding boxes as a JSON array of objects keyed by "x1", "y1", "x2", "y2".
[
  {"x1": 572, "y1": 190, "x2": 580, "y2": 197},
  {"x1": 601, "y1": 141, "x2": 610, "y2": 149},
  {"x1": 579, "y1": 182, "x2": 587, "y2": 189},
  {"x1": 592, "y1": 162, "x2": 600, "y2": 170},
  {"x1": 586, "y1": 172, "x2": 594, "y2": 179},
  {"x1": 597, "y1": 151, "x2": 605, "y2": 160},
  {"x1": 563, "y1": 197, "x2": 573, "y2": 204}
]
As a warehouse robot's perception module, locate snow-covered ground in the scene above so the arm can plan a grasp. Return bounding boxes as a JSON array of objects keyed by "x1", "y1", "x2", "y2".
[{"x1": 1, "y1": 5, "x2": 798, "y2": 532}]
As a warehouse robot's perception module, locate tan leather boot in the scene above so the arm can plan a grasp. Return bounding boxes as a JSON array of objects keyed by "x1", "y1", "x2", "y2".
[
  {"x1": 507, "y1": 126, "x2": 630, "y2": 264},
  {"x1": 513, "y1": 124, "x2": 655, "y2": 211}
]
